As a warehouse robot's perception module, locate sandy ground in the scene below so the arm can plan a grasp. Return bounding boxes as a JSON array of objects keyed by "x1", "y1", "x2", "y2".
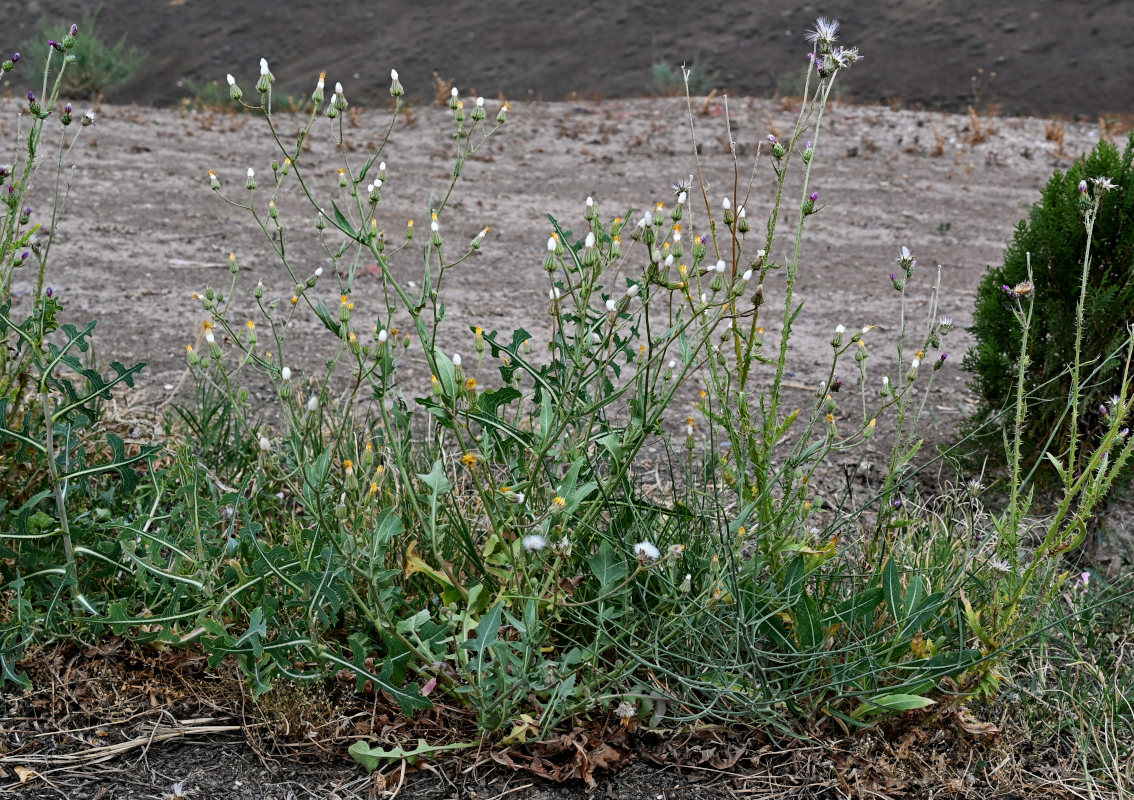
[{"x1": 7, "y1": 95, "x2": 1118, "y2": 424}]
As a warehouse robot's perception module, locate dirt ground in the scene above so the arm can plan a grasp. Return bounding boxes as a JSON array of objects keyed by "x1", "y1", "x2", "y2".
[{"x1": 5, "y1": 0, "x2": 1134, "y2": 119}]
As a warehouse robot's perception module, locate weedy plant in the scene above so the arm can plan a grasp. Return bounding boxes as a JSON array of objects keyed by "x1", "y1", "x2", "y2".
[
  {"x1": 0, "y1": 16, "x2": 1131, "y2": 781},
  {"x1": 22, "y1": 6, "x2": 147, "y2": 99}
]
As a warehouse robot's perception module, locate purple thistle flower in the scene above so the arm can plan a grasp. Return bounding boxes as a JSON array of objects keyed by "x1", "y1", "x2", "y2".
[
  {"x1": 45, "y1": 286, "x2": 54, "y2": 298},
  {"x1": 766, "y1": 134, "x2": 778, "y2": 145},
  {"x1": 48, "y1": 40, "x2": 62, "y2": 52},
  {"x1": 64, "y1": 103, "x2": 72, "y2": 113},
  {"x1": 1079, "y1": 179, "x2": 1088, "y2": 194},
  {"x1": 806, "y1": 140, "x2": 813, "y2": 150},
  {"x1": 891, "y1": 498, "x2": 902, "y2": 509},
  {"x1": 940, "y1": 353, "x2": 948, "y2": 362},
  {"x1": 890, "y1": 272, "x2": 896, "y2": 281},
  {"x1": 809, "y1": 191, "x2": 819, "y2": 202},
  {"x1": 10, "y1": 52, "x2": 19, "y2": 63},
  {"x1": 27, "y1": 90, "x2": 34, "y2": 102},
  {"x1": 70, "y1": 23, "x2": 78, "y2": 36},
  {"x1": 7, "y1": 184, "x2": 14, "y2": 195}
]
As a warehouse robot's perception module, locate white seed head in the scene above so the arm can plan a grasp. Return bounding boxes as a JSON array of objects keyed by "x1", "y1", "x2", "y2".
[
  {"x1": 451, "y1": 87, "x2": 459, "y2": 97},
  {"x1": 281, "y1": 366, "x2": 291, "y2": 380},
  {"x1": 259, "y1": 58, "x2": 269, "y2": 76},
  {"x1": 335, "y1": 81, "x2": 344, "y2": 95},
  {"x1": 247, "y1": 167, "x2": 255, "y2": 178},
  {"x1": 585, "y1": 232, "x2": 595, "y2": 248},
  {"x1": 452, "y1": 352, "x2": 462, "y2": 367},
  {"x1": 378, "y1": 329, "x2": 388, "y2": 342},
  {"x1": 522, "y1": 534, "x2": 548, "y2": 552},
  {"x1": 390, "y1": 69, "x2": 399, "y2": 81},
  {"x1": 476, "y1": 96, "x2": 484, "y2": 107},
  {"x1": 835, "y1": 324, "x2": 846, "y2": 334},
  {"x1": 606, "y1": 298, "x2": 617, "y2": 312},
  {"x1": 314, "y1": 267, "x2": 323, "y2": 277},
  {"x1": 226, "y1": 73, "x2": 236, "y2": 86},
  {"x1": 547, "y1": 236, "x2": 557, "y2": 252},
  {"x1": 715, "y1": 259, "x2": 726, "y2": 273},
  {"x1": 634, "y1": 540, "x2": 661, "y2": 561},
  {"x1": 259, "y1": 435, "x2": 270, "y2": 451},
  {"x1": 722, "y1": 197, "x2": 731, "y2": 210},
  {"x1": 205, "y1": 331, "x2": 215, "y2": 344},
  {"x1": 742, "y1": 269, "x2": 753, "y2": 281},
  {"x1": 677, "y1": 191, "x2": 687, "y2": 205},
  {"x1": 307, "y1": 395, "x2": 319, "y2": 412},
  {"x1": 586, "y1": 196, "x2": 594, "y2": 207}
]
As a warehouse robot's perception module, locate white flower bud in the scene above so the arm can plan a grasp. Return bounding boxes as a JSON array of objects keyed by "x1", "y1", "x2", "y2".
[
  {"x1": 835, "y1": 324, "x2": 846, "y2": 334},
  {"x1": 390, "y1": 69, "x2": 399, "y2": 81},
  {"x1": 260, "y1": 58, "x2": 269, "y2": 76},
  {"x1": 715, "y1": 260, "x2": 725, "y2": 273},
  {"x1": 307, "y1": 395, "x2": 319, "y2": 412},
  {"x1": 378, "y1": 329, "x2": 388, "y2": 342},
  {"x1": 314, "y1": 267, "x2": 323, "y2": 277},
  {"x1": 226, "y1": 73, "x2": 236, "y2": 86},
  {"x1": 247, "y1": 167, "x2": 255, "y2": 179},
  {"x1": 281, "y1": 366, "x2": 291, "y2": 380},
  {"x1": 476, "y1": 96, "x2": 484, "y2": 107},
  {"x1": 451, "y1": 87, "x2": 458, "y2": 97},
  {"x1": 742, "y1": 269, "x2": 752, "y2": 281},
  {"x1": 677, "y1": 191, "x2": 687, "y2": 205},
  {"x1": 722, "y1": 197, "x2": 731, "y2": 210},
  {"x1": 452, "y1": 352, "x2": 462, "y2": 367},
  {"x1": 259, "y1": 435, "x2": 270, "y2": 451},
  {"x1": 606, "y1": 298, "x2": 617, "y2": 312},
  {"x1": 547, "y1": 236, "x2": 557, "y2": 252},
  {"x1": 585, "y1": 232, "x2": 595, "y2": 247}
]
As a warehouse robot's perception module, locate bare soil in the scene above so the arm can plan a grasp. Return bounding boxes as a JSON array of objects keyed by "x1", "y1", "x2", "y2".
[{"x1": 5, "y1": 0, "x2": 1134, "y2": 119}]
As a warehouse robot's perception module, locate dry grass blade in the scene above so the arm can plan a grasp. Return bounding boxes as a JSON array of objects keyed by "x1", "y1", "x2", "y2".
[{"x1": 0, "y1": 719, "x2": 239, "y2": 767}]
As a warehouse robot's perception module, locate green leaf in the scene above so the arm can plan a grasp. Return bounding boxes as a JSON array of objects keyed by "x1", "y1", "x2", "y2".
[
  {"x1": 588, "y1": 541, "x2": 628, "y2": 594},
  {"x1": 330, "y1": 200, "x2": 360, "y2": 240},
  {"x1": 783, "y1": 555, "x2": 805, "y2": 607},
  {"x1": 851, "y1": 692, "x2": 935, "y2": 720},
  {"x1": 349, "y1": 738, "x2": 476, "y2": 773},
  {"x1": 313, "y1": 300, "x2": 342, "y2": 336},
  {"x1": 418, "y1": 460, "x2": 452, "y2": 495},
  {"x1": 794, "y1": 593, "x2": 823, "y2": 650},
  {"x1": 882, "y1": 557, "x2": 903, "y2": 622},
  {"x1": 829, "y1": 587, "x2": 884, "y2": 625}
]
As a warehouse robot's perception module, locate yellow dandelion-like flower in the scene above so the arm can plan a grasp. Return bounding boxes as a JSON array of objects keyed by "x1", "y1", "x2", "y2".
[
  {"x1": 376, "y1": 464, "x2": 384, "y2": 474},
  {"x1": 465, "y1": 377, "x2": 477, "y2": 391},
  {"x1": 686, "y1": 416, "x2": 696, "y2": 427},
  {"x1": 203, "y1": 320, "x2": 214, "y2": 331},
  {"x1": 553, "y1": 496, "x2": 567, "y2": 508},
  {"x1": 699, "y1": 390, "x2": 707, "y2": 399},
  {"x1": 915, "y1": 349, "x2": 926, "y2": 359},
  {"x1": 655, "y1": 201, "x2": 664, "y2": 211},
  {"x1": 290, "y1": 295, "x2": 299, "y2": 305},
  {"x1": 613, "y1": 235, "x2": 622, "y2": 244},
  {"x1": 869, "y1": 418, "x2": 876, "y2": 428},
  {"x1": 369, "y1": 481, "x2": 378, "y2": 495},
  {"x1": 338, "y1": 168, "x2": 345, "y2": 175},
  {"x1": 738, "y1": 526, "x2": 746, "y2": 537},
  {"x1": 825, "y1": 413, "x2": 834, "y2": 422},
  {"x1": 192, "y1": 291, "x2": 201, "y2": 300},
  {"x1": 344, "y1": 459, "x2": 354, "y2": 472},
  {"x1": 673, "y1": 223, "x2": 682, "y2": 232},
  {"x1": 475, "y1": 325, "x2": 483, "y2": 335},
  {"x1": 757, "y1": 326, "x2": 765, "y2": 334},
  {"x1": 461, "y1": 452, "x2": 478, "y2": 467},
  {"x1": 246, "y1": 320, "x2": 255, "y2": 330},
  {"x1": 341, "y1": 294, "x2": 349, "y2": 305},
  {"x1": 407, "y1": 219, "x2": 414, "y2": 227},
  {"x1": 640, "y1": 344, "x2": 646, "y2": 354},
  {"x1": 500, "y1": 485, "x2": 510, "y2": 493},
  {"x1": 431, "y1": 211, "x2": 438, "y2": 221}
]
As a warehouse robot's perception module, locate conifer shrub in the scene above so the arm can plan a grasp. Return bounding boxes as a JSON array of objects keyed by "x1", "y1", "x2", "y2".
[{"x1": 964, "y1": 133, "x2": 1134, "y2": 488}]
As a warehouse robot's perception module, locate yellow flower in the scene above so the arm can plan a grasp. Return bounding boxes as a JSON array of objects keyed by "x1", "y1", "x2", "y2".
[
  {"x1": 553, "y1": 496, "x2": 567, "y2": 508},
  {"x1": 290, "y1": 295, "x2": 299, "y2": 305},
  {"x1": 246, "y1": 320, "x2": 255, "y2": 330},
  {"x1": 461, "y1": 452, "x2": 478, "y2": 467},
  {"x1": 465, "y1": 377, "x2": 477, "y2": 391},
  {"x1": 344, "y1": 459, "x2": 354, "y2": 472},
  {"x1": 369, "y1": 481, "x2": 378, "y2": 495}
]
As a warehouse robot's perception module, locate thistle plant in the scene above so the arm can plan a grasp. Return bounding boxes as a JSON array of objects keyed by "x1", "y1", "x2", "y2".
[{"x1": 2, "y1": 17, "x2": 1129, "y2": 768}]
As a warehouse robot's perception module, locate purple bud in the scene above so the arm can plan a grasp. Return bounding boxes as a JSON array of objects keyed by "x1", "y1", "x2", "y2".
[
  {"x1": 7, "y1": 184, "x2": 14, "y2": 195},
  {"x1": 64, "y1": 103, "x2": 72, "y2": 113},
  {"x1": 1079, "y1": 179, "x2": 1088, "y2": 194},
  {"x1": 1100, "y1": 404, "x2": 1109, "y2": 416},
  {"x1": 27, "y1": 90, "x2": 34, "y2": 102},
  {"x1": 766, "y1": 134, "x2": 778, "y2": 145},
  {"x1": 809, "y1": 191, "x2": 819, "y2": 202},
  {"x1": 940, "y1": 353, "x2": 948, "y2": 362},
  {"x1": 23, "y1": 206, "x2": 30, "y2": 216},
  {"x1": 891, "y1": 498, "x2": 902, "y2": 509},
  {"x1": 890, "y1": 272, "x2": 896, "y2": 281},
  {"x1": 10, "y1": 53, "x2": 19, "y2": 63},
  {"x1": 805, "y1": 141, "x2": 813, "y2": 150},
  {"x1": 48, "y1": 40, "x2": 62, "y2": 52},
  {"x1": 20, "y1": 251, "x2": 28, "y2": 261},
  {"x1": 70, "y1": 23, "x2": 78, "y2": 36},
  {"x1": 1120, "y1": 428, "x2": 1129, "y2": 438},
  {"x1": 45, "y1": 286, "x2": 54, "y2": 298}
]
